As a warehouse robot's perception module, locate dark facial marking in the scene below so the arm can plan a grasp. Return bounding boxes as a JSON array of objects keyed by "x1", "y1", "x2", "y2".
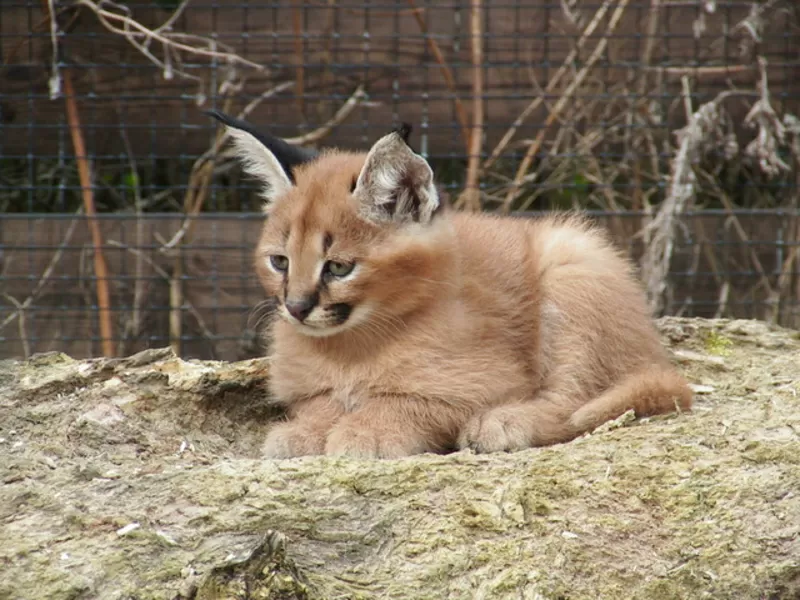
[
  {"x1": 323, "y1": 232, "x2": 333, "y2": 253},
  {"x1": 329, "y1": 303, "x2": 352, "y2": 325},
  {"x1": 350, "y1": 176, "x2": 357, "y2": 193}
]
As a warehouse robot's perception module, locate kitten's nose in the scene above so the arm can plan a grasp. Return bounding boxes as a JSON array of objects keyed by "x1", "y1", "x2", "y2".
[{"x1": 285, "y1": 296, "x2": 316, "y2": 322}]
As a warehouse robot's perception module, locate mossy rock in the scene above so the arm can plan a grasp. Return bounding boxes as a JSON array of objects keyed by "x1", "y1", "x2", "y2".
[{"x1": 0, "y1": 317, "x2": 798, "y2": 599}]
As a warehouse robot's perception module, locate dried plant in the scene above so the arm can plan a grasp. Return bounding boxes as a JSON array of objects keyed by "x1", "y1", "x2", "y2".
[
  {"x1": 7, "y1": 0, "x2": 800, "y2": 360},
  {"x1": 743, "y1": 58, "x2": 792, "y2": 178},
  {"x1": 474, "y1": 0, "x2": 798, "y2": 323},
  {"x1": 639, "y1": 56, "x2": 798, "y2": 314},
  {"x1": 66, "y1": 0, "x2": 268, "y2": 100}
]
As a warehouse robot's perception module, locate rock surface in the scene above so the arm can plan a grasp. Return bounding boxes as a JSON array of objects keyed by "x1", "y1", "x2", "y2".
[{"x1": 1, "y1": 317, "x2": 799, "y2": 600}]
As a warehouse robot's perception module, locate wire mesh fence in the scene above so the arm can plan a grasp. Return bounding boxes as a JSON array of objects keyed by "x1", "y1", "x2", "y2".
[{"x1": 1, "y1": 0, "x2": 799, "y2": 360}]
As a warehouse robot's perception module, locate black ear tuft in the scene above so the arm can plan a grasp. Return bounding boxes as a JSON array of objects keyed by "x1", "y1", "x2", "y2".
[
  {"x1": 392, "y1": 122, "x2": 413, "y2": 145},
  {"x1": 205, "y1": 109, "x2": 318, "y2": 182}
]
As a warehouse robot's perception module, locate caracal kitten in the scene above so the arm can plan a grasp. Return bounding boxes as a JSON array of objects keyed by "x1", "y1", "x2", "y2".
[{"x1": 209, "y1": 111, "x2": 693, "y2": 459}]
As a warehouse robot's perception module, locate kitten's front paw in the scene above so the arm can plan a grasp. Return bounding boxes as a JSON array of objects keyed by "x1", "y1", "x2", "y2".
[
  {"x1": 262, "y1": 421, "x2": 326, "y2": 459},
  {"x1": 458, "y1": 407, "x2": 531, "y2": 453},
  {"x1": 325, "y1": 420, "x2": 426, "y2": 459}
]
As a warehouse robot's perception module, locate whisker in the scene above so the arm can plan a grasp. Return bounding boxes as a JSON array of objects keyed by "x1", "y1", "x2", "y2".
[{"x1": 247, "y1": 298, "x2": 278, "y2": 331}]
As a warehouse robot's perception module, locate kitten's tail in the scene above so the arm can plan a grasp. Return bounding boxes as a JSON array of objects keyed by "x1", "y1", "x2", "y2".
[{"x1": 568, "y1": 366, "x2": 693, "y2": 435}]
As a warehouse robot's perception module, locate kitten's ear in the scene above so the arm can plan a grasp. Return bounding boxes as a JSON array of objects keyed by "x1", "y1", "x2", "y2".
[
  {"x1": 206, "y1": 110, "x2": 318, "y2": 208},
  {"x1": 392, "y1": 122, "x2": 413, "y2": 145},
  {"x1": 353, "y1": 127, "x2": 440, "y2": 225}
]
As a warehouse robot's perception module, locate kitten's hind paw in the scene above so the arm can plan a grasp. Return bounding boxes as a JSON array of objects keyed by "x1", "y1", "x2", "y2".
[
  {"x1": 458, "y1": 406, "x2": 534, "y2": 454},
  {"x1": 458, "y1": 402, "x2": 575, "y2": 453}
]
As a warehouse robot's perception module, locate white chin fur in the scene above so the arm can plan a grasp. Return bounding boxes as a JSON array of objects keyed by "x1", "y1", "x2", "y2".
[{"x1": 294, "y1": 322, "x2": 352, "y2": 338}]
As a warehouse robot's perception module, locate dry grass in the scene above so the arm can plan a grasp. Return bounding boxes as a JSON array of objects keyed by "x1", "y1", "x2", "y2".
[{"x1": 469, "y1": 0, "x2": 799, "y2": 323}]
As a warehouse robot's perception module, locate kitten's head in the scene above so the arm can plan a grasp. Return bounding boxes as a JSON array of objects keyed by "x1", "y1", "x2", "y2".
[{"x1": 209, "y1": 112, "x2": 452, "y2": 338}]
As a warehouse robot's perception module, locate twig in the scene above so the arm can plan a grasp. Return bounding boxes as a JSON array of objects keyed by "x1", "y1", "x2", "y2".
[
  {"x1": 483, "y1": 0, "x2": 615, "y2": 171},
  {"x1": 455, "y1": 0, "x2": 484, "y2": 212},
  {"x1": 46, "y1": 0, "x2": 61, "y2": 97},
  {"x1": 72, "y1": 0, "x2": 268, "y2": 81},
  {"x1": 117, "y1": 110, "x2": 145, "y2": 356},
  {"x1": 638, "y1": 0, "x2": 660, "y2": 85},
  {"x1": 2, "y1": 294, "x2": 31, "y2": 358},
  {"x1": 157, "y1": 83, "x2": 274, "y2": 252},
  {"x1": 701, "y1": 0, "x2": 783, "y2": 58},
  {"x1": 743, "y1": 57, "x2": 791, "y2": 178},
  {"x1": 772, "y1": 218, "x2": 800, "y2": 324},
  {"x1": 714, "y1": 282, "x2": 730, "y2": 319},
  {"x1": 170, "y1": 80, "x2": 295, "y2": 188},
  {"x1": 719, "y1": 196, "x2": 775, "y2": 299},
  {"x1": 0, "y1": 210, "x2": 82, "y2": 344},
  {"x1": 631, "y1": 0, "x2": 662, "y2": 209},
  {"x1": 62, "y1": 72, "x2": 115, "y2": 356},
  {"x1": 169, "y1": 261, "x2": 183, "y2": 356},
  {"x1": 292, "y1": 0, "x2": 306, "y2": 119},
  {"x1": 106, "y1": 240, "x2": 218, "y2": 348},
  {"x1": 285, "y1": 85, "x2": 367, "y2": 146},
  {"x1": 406, "y1": 0, "x2": 471, "y2": 152},
  {"x1": 501, "y1": 0, "x2": 633, "y2": 210},
  {"x1": 314, "y1": 0, "x2": 340, "y2": 122},
  {"x1": 642, "y1": 64, "x2": 756, "y2": 81},
  {"x1": 152, "y1": 0, "x2": 190, "y2": 34},
  {"x1": 165, "y1": 81, "x2": 243, "y2": 355},
  {"x1": 0, "y1": 5, "x2": 76, "y2": 73},
  {"x1": 640, "y1": 76, "x2": 695, "y2": 314},
  {"x1": 694, "y1": 169, "x2": 777, "y2": 307},
  {"x1": 508, "y1": 74, "x2": 605, "y2": 212}
]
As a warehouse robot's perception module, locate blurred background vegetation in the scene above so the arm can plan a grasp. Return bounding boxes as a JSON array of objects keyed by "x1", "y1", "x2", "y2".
[{"x1": 1, "y1": 0, "x2": 798, "y2": 359}]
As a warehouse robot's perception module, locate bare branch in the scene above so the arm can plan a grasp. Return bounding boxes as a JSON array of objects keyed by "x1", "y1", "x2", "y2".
[{"x1": 71, "y1": 0, "x2": 269, "y2": 84}]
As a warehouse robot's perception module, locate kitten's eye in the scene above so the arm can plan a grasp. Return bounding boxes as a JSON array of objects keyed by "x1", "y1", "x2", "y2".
[
  {"x1": 270, "y1": 255, "x2": 289, "y2": 272},
  {"x1": 326, "y1": 260, "x2": 355, "y2": 278}
]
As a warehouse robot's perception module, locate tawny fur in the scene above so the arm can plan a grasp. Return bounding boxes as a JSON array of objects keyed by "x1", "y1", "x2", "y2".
[{"x1": 237, "y1": 138, "x2": 692, "y2": 459}]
